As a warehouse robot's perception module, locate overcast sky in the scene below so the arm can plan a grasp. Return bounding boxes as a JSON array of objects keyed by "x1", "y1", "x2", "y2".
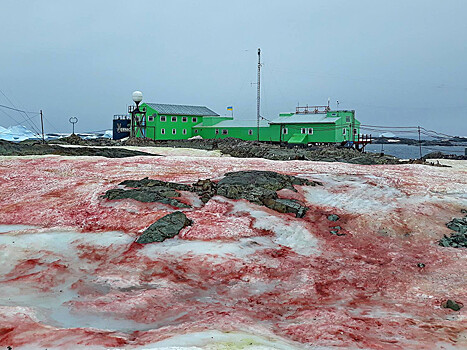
[{"x1": 1, "y1": 0, "x2": 466, "y2": 136}]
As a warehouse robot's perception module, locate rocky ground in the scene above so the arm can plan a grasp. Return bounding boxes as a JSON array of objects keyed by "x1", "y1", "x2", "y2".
[
  {"x1": 49, "y1": 135, "x2": 402, "y2": 164},
  {"x1": 0, "y1": 139, "x2": 155, "y2": 158},
  {"x1": 0, "y1": 152, "x2": 466, "y2": 349}
]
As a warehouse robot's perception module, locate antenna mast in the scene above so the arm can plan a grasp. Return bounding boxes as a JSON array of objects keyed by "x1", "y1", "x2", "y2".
[{"x1": 257, "y1": 48, "x2": 261, "y2": 141}]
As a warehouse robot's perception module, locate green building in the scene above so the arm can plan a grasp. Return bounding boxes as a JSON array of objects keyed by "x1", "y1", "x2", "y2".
[{"x1": 135, "y1": 102, "x2": 361, "y2": 146}]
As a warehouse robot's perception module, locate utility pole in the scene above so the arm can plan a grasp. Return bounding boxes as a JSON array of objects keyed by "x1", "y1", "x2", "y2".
[
  {"x1": 40, "y1": 109, "x2": 45, "y2": 143},
  {"x1": 257, "y1": 48, "x2": 261, "y2": 141},
  {"x1": 418, "y1": 126, "x2": 422, "y2": 159}
]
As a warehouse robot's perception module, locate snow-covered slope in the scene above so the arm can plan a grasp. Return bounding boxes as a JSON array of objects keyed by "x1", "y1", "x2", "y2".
[{"x1": 0, "y1": 153, "x2": 465, "y2": 349}]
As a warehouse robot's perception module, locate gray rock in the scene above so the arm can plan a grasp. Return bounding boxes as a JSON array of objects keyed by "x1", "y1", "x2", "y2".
[
  {"x1": 261, "y1": 198, "x2": 308, "y2": 218},
  {"x1": 103, "y1": 188, "x2": 190, "y2": 208},
  {"x1": 443, "y1": 299, "x2": 463, "y2": 311},
  {"x1": 136, "y1": 211, "x2": 192, "y2": 244},
  {"x1": 327, "y1": 214, "x2": 340, "y2": 222}
]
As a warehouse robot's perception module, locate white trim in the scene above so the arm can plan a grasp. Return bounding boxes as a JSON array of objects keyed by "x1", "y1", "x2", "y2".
[
  {"x1": 182, "y1": 116, "x2": 188, "y2": 122},
  {"x1": 248, "y1": 129, "x2": 253, "y2": 135},
  {"x1": 161, "y1": 128, "x2": 165, "y2": 134},
  {"x1": 160, "y1": 116, "x2": 166, "y2": 122},
  {"x1": 172, "y1": 128, "x2": 177, "y2": 135},
  {"x1": 222, "y1": 129, "x2": 228, "y2": 135},
  {"x1": 192, "y1": 117, "x2": 198, "y2": 123},
  {"x1": 182, "y1": 129, "x2": 187, "y2": 135},
  {"x1": 148, "y1": 115, "x2": 154, "y2": 122},
  {"x1": 171, "y1": 116, "x2": 177, "y2": 122}
]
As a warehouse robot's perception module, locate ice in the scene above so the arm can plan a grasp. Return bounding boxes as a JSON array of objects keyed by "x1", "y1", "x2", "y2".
[{"x1": 0, "y1": 124, "x2": 38, "y2": 141}]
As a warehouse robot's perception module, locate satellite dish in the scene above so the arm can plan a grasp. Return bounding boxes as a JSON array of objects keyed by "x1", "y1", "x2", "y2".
[{"x1": 132, "y1": 91, "x2": 143, "y2": 103}]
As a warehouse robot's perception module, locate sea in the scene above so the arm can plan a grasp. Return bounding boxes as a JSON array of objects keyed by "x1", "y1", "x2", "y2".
[{"x1": 365, "y1": 143, "x2": 466, "y2": 159}]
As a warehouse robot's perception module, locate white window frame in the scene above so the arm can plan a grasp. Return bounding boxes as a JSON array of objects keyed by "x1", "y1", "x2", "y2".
[
  {"x1": 172, "y1": 128, "x2": 177, "y2": 135},
  {"x1": 194, "y1": 129, "x2": 199, "y2": 134},
  {"x1": 248, "y1": 129, "x2": 253, "y2": 135},
  {"x1": 308, "y1": 128, "x2": 313, "y2": 135},
  {"x1": 148, "y1": 115, "x2": 154, "y2": 122},
  {"x1": 192, "y1": 117, "x2": 198, "y2": 123},
  {"x1": 182, "y1": 116, "x2": 188, "y2": 122},
  {"x1": 171, "y1": 116, "x2": 177, "y2": 122},
  {"x1": 282, "y1": 128, "x2": 288, "y2": 135},
  {"x1": 222, "y1": 129, "x2": 228, "y2": 135},
  {"x1": 160, "y1": 116, "x2": 166, "y2": 122},
  {"x1": 182, "y1": 129, "x2": 187, "y2": 135},
  {"x1": 215, "y1": 129, "x2": 219, "y2": 135},
  {"x1": 161, "y1": 128, "x2": 165, "y2": 135},
  {"x1": 301, "y1": 128, "x2": 306, "y2": 134},
  {"x1": 343, "y1": 128, "x2": 347, "y2": 135}
]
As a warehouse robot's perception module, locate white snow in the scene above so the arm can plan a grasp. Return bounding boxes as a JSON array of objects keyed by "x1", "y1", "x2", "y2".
[{"x1": 0, "y1": 125, "x2": 38, "y2": 141}]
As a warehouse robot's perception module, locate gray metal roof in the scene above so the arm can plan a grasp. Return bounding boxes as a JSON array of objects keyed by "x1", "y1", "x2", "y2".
[
  {"x1": 145, "y1": 103, "x2": 219, "y2": 116},
  {"x1": 270, "y1": 114, "x2": 340, "y2": 124},
  {"x1": 195, "y1": 119, "x2": 270, "y2": 128}
]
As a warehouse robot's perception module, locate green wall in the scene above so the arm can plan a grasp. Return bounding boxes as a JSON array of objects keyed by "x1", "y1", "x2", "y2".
[{"x1": 135, "y1": 104, "x2": 361, "y2": 145}]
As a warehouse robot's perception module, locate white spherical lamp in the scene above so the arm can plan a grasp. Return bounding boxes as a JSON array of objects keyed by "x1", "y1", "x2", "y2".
[{"x1": 132, "y1": 91, "x2": 143, "y2": 103}]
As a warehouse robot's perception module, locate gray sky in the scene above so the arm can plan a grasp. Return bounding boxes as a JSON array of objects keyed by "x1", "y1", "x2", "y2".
[{"x1": 1, "y1": 0, "x2": 466, "y2": 136}]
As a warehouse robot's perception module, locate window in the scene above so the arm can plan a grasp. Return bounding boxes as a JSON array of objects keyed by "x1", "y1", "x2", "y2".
[
  {"x1": 353, "y1": 128, "x2": 357, "y2": 135},
  {"x1": 282, "y1": 128, "x2": 288, "y2": 135},
  {"x1": 248, "y1": 129, "x2": 253, "y2": 135},
  {"x1": 331, "y1": 113, "x2": 337, "y2": 116},
  {"x1": 222, "y1": 129, "x2": 228, "y2": 135},
  {"x1": 215, "y1": 129, "x2": 219, "y2": 135},
  {"x1": 343, "y1": 128, "x2": 347, "y2": 135},
  {"x1": 182, "y1": 129, "x2": 187, "y2": 135},
  {"x1": 194, "y1": 129, "x2": 199, "y2": 134},
  {"x1": 192, "y1": 117, "x2": 198, "y2": 123},
  {"x1": 308, "y1": 128, "x2": 313, "y2": 135},
  {"x1": 161, "y1": 128, "x2": 165, "y2": 134},
  {"x1": 172, "y1": 128, "x2": 177, "y2": 135},
  {"x1": 301, "y1": 128, "x2": 306, "y2": 134},
  {"x1": 182, "y1": 117, "x2": 188, "y2": 122},
  {"x1": 171, "y1": 116, "x2": 177, "y2": 122},
  {"x1": 346, "y1": 116, "x2": 350, "y2": 122},
  {"x1": 148, "y1": 115, "x2": 154, "y2": 122},
  {"x1": 160, "y1": 116, "x2": 166, "y2": 122}
]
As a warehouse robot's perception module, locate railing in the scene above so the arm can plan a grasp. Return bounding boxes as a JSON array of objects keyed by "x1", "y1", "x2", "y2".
[{"x1": 296, "y1": 105, "x2": 330, "y2": 114}]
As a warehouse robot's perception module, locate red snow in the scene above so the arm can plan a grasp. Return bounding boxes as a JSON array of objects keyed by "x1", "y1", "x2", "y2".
[{"x1": 0, "y1": 155, "x2": 466, "y2": 349}]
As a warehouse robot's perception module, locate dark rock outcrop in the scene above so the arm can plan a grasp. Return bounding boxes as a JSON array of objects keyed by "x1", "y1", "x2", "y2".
[
  {"x1": 439, "y1": 212, "x2": 467, "y2": 248},
  {"x1": 442, "y1": 299, "x2": 463, "y2": 311},
  {"x1": 136, "y1": 211, "x2": 192, "y2": 243},
  {"x1": 0, "y1": 140, "x2": 154, "y2": 158},
  {"x1": 103, "y1": 178, "x2": 191, "y2": 208},
  {"x1": 216, "y1": 171, "x2": 316, "y2": 218},
  {"x1": 104, "y1": 171, "x2": 317, "y2": 217}
]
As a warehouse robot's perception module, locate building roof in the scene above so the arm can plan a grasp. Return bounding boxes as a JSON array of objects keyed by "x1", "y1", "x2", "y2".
[
  {"x1": 270, "y1": 114, "x2": 340, "y2": 125},
  {"x1": 145, "y1": 103, "x2": 219, "y2": 116},
  {"x1": 195, "y1": 119, "x2": 270, "y2": 128}
]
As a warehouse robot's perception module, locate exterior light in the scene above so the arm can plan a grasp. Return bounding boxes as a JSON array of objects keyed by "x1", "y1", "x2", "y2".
[{"x1": 132, "y1": 91, "x2": 143, "y2": 103}]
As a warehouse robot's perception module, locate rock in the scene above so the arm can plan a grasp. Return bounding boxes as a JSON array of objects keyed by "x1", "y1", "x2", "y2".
[
  {"x1": 446, "y1": 217, "x2": 467, "y2": 234},
  {"x1": 261, "y1": 198, "x2": 308, "y2": 218},
  {"x1": 136, "y1": 211, "x2": 192, "y2": 243},
  {"x1": 442, "y1": 299, "x2": 463, "y2": 311},
  {"x1": 192, "y1": 179, "x2": 218, "y2": 203},
  {"x1": 120, "y1": 177, "x2": 192, "y2": 191},
  {"x1": 327, "y1": 214, "x2": 340, "y2": 222},
  {"x1": 216, "y1": 171, "x2": 314, "y2": 216},
  {"x1": 0, "y1": 140, "x2": 154, "y2": 158},
  {"x1": 103, "y1": 188, "x2": 190, "y2": 208},
  {"x1": 439, "y1": 213, "x2": 467, "y2": 248}
]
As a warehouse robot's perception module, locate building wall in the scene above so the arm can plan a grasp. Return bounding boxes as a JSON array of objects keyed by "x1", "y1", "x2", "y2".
[
  {"x1": 134, "y1": 104, "x2": 361, "y2": 145},
  {"x1": 141, "y1": 104, "x2": 204, "y2": 140},
  {"x1": 194, "y1": 126, "x2": 274, "y2": 141}
]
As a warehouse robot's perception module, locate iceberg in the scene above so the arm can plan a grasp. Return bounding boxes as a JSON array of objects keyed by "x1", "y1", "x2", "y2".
[{"x1": 0, "y1": 125, "x2": 39, "y2": 142}]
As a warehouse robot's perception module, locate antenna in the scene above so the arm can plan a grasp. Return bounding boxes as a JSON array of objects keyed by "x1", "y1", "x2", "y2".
[{"x1": 257, "y1": 48, "x2": 261, "y2": 141}]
